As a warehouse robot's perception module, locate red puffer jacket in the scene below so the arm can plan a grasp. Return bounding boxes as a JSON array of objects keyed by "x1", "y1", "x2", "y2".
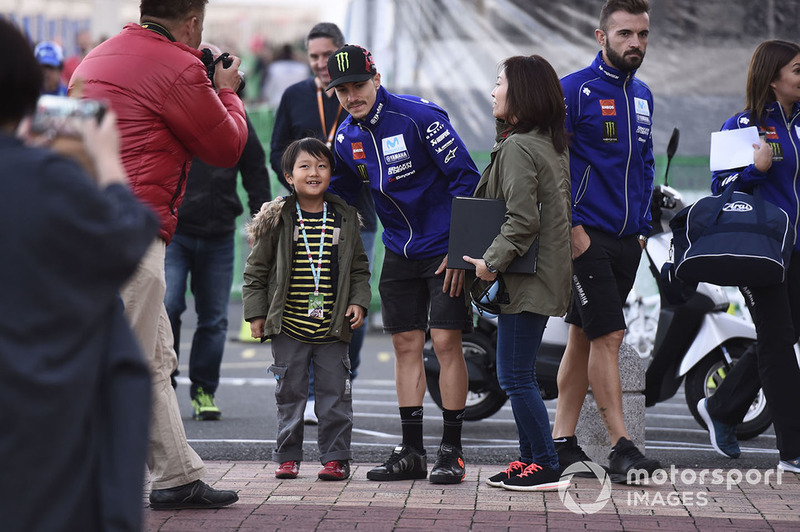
[{"x1": 70, "y1": 24, "x2": 248, "y2": 243}]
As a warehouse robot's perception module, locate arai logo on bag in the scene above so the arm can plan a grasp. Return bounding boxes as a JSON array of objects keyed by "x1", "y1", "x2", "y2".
[{"x1": 723, "y1": 201, "x2": 753, "y2": 212}]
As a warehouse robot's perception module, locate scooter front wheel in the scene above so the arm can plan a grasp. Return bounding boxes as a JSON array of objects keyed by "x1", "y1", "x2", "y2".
[{"x1": 684, "y1": 341, "x2": 772, "y2": 441}]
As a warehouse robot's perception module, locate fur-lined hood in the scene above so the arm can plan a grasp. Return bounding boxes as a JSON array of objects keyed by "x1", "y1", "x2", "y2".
[{"x1": 246, "y1": 193, "x2": 362, "y2": 239}]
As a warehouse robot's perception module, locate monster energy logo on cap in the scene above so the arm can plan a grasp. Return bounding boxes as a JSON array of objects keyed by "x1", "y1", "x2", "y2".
[
  {"x1": 335, "y1": 51, "x2": 349, "y2": 72},
  {"x1": 326, "y1": 44, "x2": 377, "y2": 90}
]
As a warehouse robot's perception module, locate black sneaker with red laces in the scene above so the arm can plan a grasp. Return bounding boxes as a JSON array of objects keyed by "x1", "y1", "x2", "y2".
[
  {"x1": 486, "y1": 460, "x2": 530, "y2": 487},
  {"x1": 500, "y1": 463, "x2": 570, "y2": 492}
]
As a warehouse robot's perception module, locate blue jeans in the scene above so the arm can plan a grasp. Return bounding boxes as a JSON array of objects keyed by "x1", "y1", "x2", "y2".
[
  {"x1": 496, "y1": 311, "x2": 559, "y2": 470},
  {"x1": 164, "y1": 232, "x2": 234, "y2": 398},
  {"x1": 308, "y1": 229, "x2": 376, "y2": 400}
]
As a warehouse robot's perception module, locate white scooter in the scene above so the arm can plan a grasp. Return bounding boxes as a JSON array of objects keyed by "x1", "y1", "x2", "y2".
[{"x1": 642, "y1": 129, "x2": 769, "y2": 439}]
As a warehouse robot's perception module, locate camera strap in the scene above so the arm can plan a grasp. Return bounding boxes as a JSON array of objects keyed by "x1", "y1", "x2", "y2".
[{"x1": 141, "y1": 21, "x2": 176, "y2": 42}]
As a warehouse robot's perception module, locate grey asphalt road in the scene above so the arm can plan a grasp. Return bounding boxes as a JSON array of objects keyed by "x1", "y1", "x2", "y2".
[{"x1": 173, "y1": 301, "x2": 779, "y2": 470}]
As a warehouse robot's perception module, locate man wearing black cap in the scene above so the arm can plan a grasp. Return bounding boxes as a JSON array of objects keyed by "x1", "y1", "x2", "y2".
[{"x1": 327, "y1": 44, "x2": 480, "y2": 484}]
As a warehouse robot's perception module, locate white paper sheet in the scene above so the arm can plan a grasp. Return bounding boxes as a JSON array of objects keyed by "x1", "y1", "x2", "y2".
[{"x1": 709, "y1": 126, "x2": 760, "y2": 172}]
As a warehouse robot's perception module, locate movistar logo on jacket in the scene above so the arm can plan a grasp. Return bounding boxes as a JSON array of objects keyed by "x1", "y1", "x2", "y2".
[{"x1": 382, "y1": 134, "x2": 409, "y2": 164}]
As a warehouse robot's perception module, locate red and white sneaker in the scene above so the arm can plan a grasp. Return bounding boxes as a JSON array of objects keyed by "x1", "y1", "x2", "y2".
[
  {"x1": 275, "y1": 461, "x2": 300, "y2": 479},
  {"x1": 318, "y1": 460, "x2": 350, "y2": 481}
]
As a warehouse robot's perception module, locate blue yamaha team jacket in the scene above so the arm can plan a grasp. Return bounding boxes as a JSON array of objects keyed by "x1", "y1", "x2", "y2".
[
  {"x1": 711, "y1": 101, "x2": 800, "y2": 252},
  {"x1": 562, "y1": 52, "x2": 655, "y2": 238},
  {"x1": 330, "y1": 85, "x2": 480, "y2": 260}
]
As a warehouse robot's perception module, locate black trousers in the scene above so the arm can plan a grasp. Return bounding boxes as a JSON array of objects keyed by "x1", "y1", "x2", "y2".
[{"x1": 708, "y1": 252, "x2": 800, "y2": 460}]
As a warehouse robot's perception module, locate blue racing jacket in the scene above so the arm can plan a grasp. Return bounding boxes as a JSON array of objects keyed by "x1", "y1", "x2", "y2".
[
  {"x1": 711, "y1": 101, "x2": 800, "y2": 252},
  {"x1": 330, "y1": 85, "x2": 480, "y2": 260},
  {"x1": 562, "y1": 52, "x2": 655, "y2": 238}
]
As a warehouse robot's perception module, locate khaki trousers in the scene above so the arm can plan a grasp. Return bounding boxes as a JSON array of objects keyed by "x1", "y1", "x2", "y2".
[{"x1": 121, "y1": 238, "x2": 205, "y2": 489}]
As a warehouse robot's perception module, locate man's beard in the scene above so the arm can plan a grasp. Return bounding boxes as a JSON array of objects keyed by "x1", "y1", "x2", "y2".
[{"x1": 605, "y1": 44, "x2": 644, "y2": 72}]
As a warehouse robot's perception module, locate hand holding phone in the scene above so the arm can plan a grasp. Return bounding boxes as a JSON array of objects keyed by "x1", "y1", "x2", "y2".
[{"x1": 30, "y1": 95, "x2": 106, "y2": 138}]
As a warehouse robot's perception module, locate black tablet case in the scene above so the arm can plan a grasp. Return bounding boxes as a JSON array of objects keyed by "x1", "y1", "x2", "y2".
[{"x1": 447, "y1": 196, "x2": 538, "y2": 274}]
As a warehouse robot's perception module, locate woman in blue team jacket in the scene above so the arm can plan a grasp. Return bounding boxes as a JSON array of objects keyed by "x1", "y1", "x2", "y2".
[{"x1": 698, "y1": 40, "x2": 800, "y2": 473}]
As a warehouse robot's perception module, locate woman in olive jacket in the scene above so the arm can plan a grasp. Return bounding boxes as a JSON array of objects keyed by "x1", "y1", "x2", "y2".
[{"x1": 464, "y1": 55, "x2": 572, "y2": 492}]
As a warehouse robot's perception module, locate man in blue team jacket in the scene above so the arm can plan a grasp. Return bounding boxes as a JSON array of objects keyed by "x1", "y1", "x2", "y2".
[
  {"x1": 328, "y1": 44, "x2": 479, "y2": 485},
  {"x1": 551, "y1": 0, "x2": 662, "y2": 484}
]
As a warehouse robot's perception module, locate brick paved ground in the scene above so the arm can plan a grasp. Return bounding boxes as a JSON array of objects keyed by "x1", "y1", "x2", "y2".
[{"x1": 143, "y1": 462, "x2": 800, "y2": 531}]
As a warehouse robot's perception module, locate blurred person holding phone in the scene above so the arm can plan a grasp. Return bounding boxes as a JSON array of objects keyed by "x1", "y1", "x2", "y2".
[
  {"x1": 69, "y1": 0, "x2": 247, "y2": 510},
  {"x1": 0, "y1": 18, "x2": 158, "y2": 531}
]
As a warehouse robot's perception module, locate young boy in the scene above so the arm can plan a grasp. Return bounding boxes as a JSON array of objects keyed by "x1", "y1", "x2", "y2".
[{"x1": 243, "y1": 137, "x2": 371, "y2": 480}]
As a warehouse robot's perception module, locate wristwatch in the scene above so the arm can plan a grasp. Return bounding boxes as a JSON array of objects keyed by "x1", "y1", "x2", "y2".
[
  {"x1": 484, "y1": 260, "x2": 497, "y2": 274},
  {"x1": 637, "y1": 234, "x2": 648, "y2": 244}
]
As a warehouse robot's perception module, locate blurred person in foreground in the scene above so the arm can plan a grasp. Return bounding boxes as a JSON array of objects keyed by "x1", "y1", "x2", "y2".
[
  {"x1": 551, "y1": 0, "x2": 662, "y2": 483},
  {"x1": 165, "y1": 43, "x2": 271, "y2": 421},
  {"x1": 698, "y1": 40, "x2": 800, "y2": 473},
  {"x1": 0, "y1": 18, "x2": 157, "y2": 531},
  {"x1": 34, "y1": 40, "x2": 68, "y2": 96},
  {"x1": 464, "y1": 55, "x2": 573, "y2": 492},
  {"x1": 270, "y1": 22, "x2": 378, "y2": 425},
  {"x1": 328, "y1": 44, "x2": 480, "y2": 484},
  {"x1": 70, "y1": 0, "x2": 248, "y2": 510}
]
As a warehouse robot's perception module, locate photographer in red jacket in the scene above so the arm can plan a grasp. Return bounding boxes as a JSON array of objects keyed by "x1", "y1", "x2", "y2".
[{"x1": 70, "y1": 0, "x2": 247, "y2": 510}]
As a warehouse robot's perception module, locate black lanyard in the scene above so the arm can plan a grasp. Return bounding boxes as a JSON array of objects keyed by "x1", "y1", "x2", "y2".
[{"x1": 141, "y1": 21, "x2": 176, "y2": 42}]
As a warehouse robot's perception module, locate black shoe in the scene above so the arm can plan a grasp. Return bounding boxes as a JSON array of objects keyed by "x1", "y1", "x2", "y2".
[
  {"x1": 149, "y1": 480, "x2": 239, "y2": 510},
  {"x1": 500, "y1": 463, "x2": 570, "y2": 492},
  {"x1": 554, "y1": 435, "x2": 596, "y2": 478},
  {"x1": 486, "y1": 459, "x2": 529, "y2": 487},
  {"x1": 429, "y1": 443, "x2": 465, "y2": 484},
  {"x1": 367, "y1": 444, "x2": 428, "y2": 481},
  {"x1": 607, "y1": 437, "x2": 662, "y2": 484}
]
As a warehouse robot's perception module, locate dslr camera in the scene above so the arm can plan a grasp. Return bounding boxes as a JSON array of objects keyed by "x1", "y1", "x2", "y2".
[
  {"x1": 200, "y1": 48, "x2": 246, "y2": 97},
  {"x1": 31, "y1": 95, "x2": 106, "y2": 138}
]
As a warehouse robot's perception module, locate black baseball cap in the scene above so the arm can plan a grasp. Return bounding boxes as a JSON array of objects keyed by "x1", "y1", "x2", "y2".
[{"x1": 326, "y1": 44, "x2": 377, "y2": 90}]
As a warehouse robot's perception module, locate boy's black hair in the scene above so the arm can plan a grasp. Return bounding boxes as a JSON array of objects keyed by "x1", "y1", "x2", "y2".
[
  {"x1": 281, "y1": 137, "x2": 335, "y2": 179},
  {"x1": 0, "y1": 18, "x2": 42, "y2": 126}
]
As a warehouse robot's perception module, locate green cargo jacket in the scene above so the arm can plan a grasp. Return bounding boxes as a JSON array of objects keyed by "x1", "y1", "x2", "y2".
[
  {"x1": 473, "y1": 122, "x2": 573, "y2": 316},
  {"x1": 242, "y1": 192, "x2": 371, "y2": 342}
]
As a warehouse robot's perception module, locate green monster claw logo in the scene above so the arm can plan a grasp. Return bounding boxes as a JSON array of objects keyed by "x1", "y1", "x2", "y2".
[{"x1": 336, "y1": 52, "x2": 350, "y2": 72}]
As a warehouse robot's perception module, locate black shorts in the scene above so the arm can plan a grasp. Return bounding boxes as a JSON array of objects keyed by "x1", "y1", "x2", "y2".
[
  {"x1": 564, "y1": 227, "x2": 641, "y2": 340},
  {"x1": 379, "y1": 248, "x2": 473, "y2": 334}
]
